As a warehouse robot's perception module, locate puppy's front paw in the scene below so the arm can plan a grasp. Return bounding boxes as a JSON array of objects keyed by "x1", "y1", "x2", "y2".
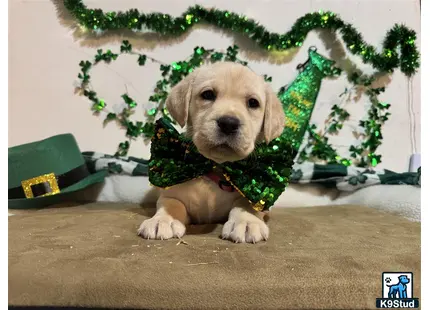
[
  {"x1": 137, "y1": 215, "x2": 186, "y2": 240},
  {"x1": 222, "y1": 207, "x2": 269, "y2": 243}
]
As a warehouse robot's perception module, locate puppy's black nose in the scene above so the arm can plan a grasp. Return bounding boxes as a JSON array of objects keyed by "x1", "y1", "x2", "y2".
[{"x1": 217, "y1": 116, "x2": 240, "y2": 135}]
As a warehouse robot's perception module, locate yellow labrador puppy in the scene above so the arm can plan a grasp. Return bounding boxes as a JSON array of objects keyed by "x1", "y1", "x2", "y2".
[{"x1": 138, "y1": 62, "x2": 284, "y2": 243}]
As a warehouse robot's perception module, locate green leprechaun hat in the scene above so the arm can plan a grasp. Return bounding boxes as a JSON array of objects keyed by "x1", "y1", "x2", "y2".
[{"x1": 8, "y1": 134, "x2": 108, "y2": 209}]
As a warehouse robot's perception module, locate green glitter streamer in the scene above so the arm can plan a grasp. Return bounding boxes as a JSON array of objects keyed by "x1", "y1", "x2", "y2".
[{"x1": 63, "y1": 1, "x2": 419, "y2": 76}]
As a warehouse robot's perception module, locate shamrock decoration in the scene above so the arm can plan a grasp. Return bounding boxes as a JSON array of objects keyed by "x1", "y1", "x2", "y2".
[
  {"x1": 107, "y1": 162, "x2": 123, "y2": 174},
  {"x1": 290, "y1": 169, "x2": 304, "y2": 183},
  {"x1": 347, "y1": 173, "x2": 368, "y2": 186}
]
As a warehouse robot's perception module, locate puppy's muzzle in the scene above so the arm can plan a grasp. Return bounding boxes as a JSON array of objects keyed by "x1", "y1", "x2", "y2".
[{"x1": 217, "y1": 116, "x2": 240, "y2": 136}]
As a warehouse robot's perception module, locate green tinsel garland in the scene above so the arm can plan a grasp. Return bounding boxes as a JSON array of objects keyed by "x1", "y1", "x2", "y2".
[
  {"x1": 66, "y1": 2, "x2": 419, "y2": 167},
  {"x1": 64, "y1": 1, "x2": 419, "y2": 76},
  {"x1": 76, "y1": 41, "x2": 393, "y2": 167}
]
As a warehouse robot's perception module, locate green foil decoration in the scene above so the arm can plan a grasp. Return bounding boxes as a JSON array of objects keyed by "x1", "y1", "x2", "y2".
[
  {"x1": 63, "y1": 1, "x2": 419, "y2": 76},
  {"x1": 68, "y1": 3, "x2": 420, "y2": 168},
  {"x1": 148, "y1": 47, "x2": 340, "y2": 211}
]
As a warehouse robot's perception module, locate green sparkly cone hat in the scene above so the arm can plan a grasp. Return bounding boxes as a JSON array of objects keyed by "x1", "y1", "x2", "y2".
[
  {"x1": 148, "y1": 47, "x2": 341, "y2": 211},
  {"x1": 279, "y1": 46, "x2": 341, "y2": 151}
]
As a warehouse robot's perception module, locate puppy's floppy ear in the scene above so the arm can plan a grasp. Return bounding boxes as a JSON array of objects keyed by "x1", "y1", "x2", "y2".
[
  {"x1": 262, "y1": 84, "x2": 285, "y2": 143},
  {"x1": 165, "y1": 72, "x2": 196, "y2": 127}
]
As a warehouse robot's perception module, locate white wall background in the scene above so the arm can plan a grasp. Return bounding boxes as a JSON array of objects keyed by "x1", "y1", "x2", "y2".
[{"x1": 8, "y1": 0, "x2": 421, "y2": 171}]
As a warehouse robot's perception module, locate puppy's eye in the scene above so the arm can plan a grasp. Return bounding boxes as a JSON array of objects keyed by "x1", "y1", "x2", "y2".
[
  {"x1": 201, "y1": 90, "x2": 216, "y2": 101},
  {"x1": 248, "y1": 98, "x2": 260, "y2": 109}
]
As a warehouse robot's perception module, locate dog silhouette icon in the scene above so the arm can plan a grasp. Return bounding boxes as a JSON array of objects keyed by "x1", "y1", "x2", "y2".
[{"x1": 387, "y1": 275, "x2": 410, "y2": 299}]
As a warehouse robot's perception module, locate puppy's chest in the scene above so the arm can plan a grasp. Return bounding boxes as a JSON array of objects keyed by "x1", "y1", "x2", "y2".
[{"x1": 161, "y1": 176, "x2": 241, "y2": 223}]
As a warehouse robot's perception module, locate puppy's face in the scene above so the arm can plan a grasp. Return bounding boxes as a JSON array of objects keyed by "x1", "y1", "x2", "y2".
[{"x1": 166, "y1": 62, "x2": 284, "y2": 163}]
